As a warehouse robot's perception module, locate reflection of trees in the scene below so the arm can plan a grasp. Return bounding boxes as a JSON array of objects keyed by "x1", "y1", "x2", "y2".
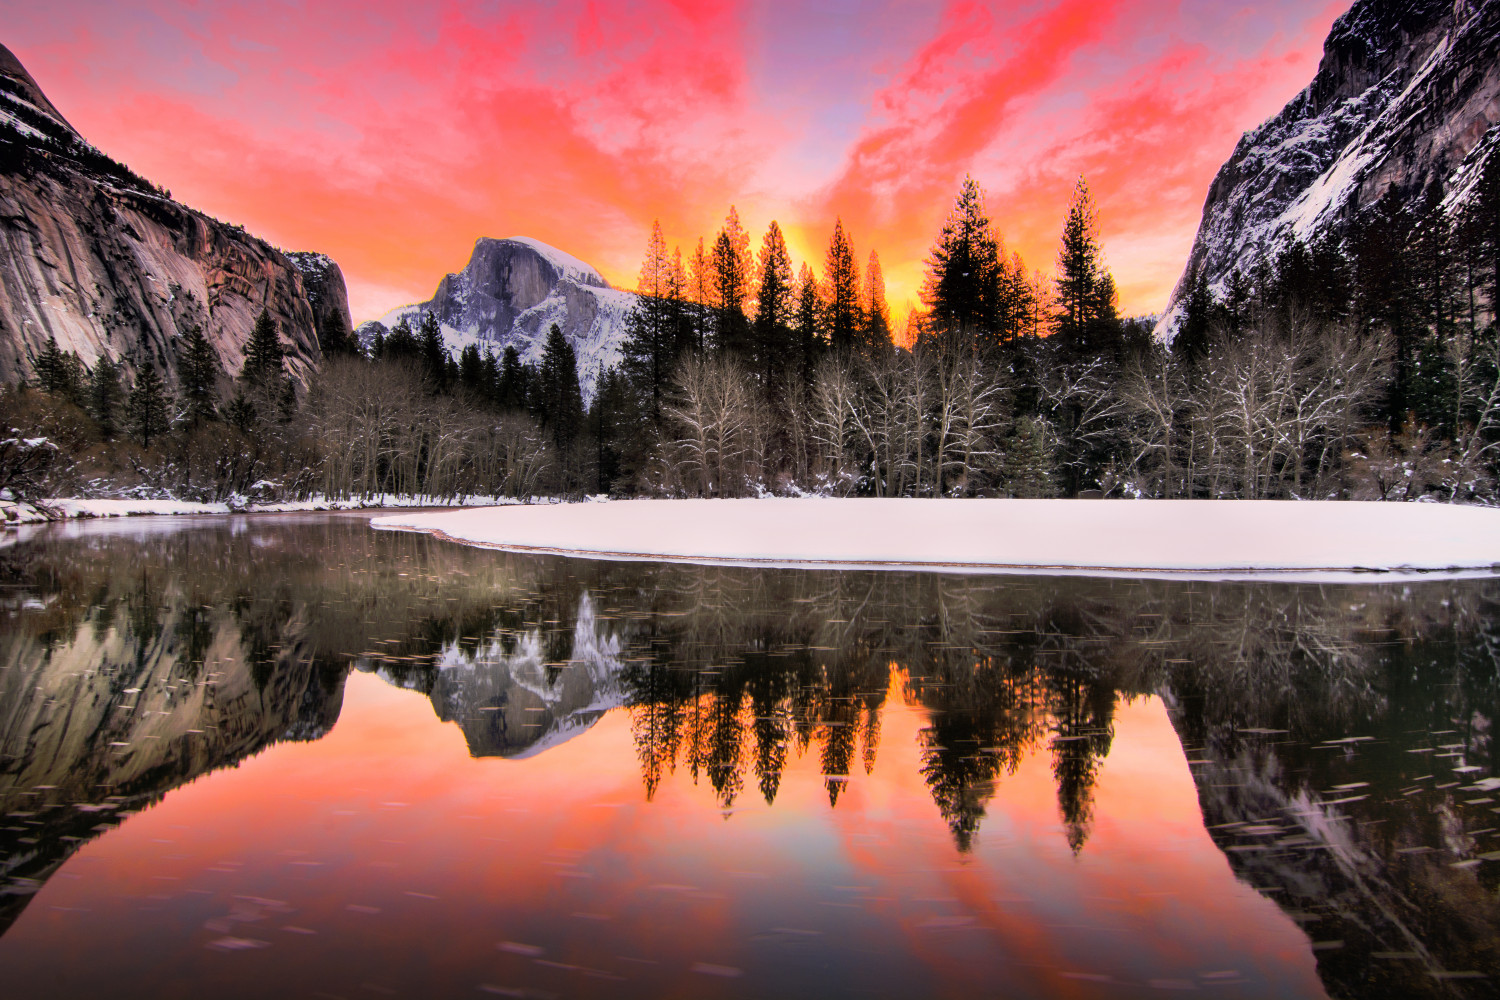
[
  {"x1": 0, "y1": 516, "x2": 560, "y2": 936},
  {"x1": 6, "y1": 518, "x2": 1500, "y2": 996}
]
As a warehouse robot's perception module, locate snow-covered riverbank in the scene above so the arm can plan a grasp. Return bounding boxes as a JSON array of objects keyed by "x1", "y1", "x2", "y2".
[
  {"x1": 1, "y1": 494, "x2": 521, "y2": 525},
  {"x1": 372, "y1": 498, "x2": 1500, "y2": 578}
]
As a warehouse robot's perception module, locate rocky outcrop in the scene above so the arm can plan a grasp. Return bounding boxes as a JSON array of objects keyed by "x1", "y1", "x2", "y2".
[
  {"x1": 1157, "y1": 0, "x2": 1500, "y2": 337},
  {"x1": 359, "y1": 236, "x2": 638, "y2": 403},
  {"x1": 0, "y1": 44, "x2": 349, "y2": 386}
]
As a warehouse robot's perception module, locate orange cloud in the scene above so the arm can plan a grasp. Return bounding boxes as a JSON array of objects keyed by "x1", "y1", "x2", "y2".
[{"x1": 7, "y1": 1, "x2": 1348, "y2": 324}]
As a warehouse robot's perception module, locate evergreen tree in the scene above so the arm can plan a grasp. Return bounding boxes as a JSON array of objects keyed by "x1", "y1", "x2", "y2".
[
  {"x1": 923, "y1": 176, "x2": 1002, "y2": 350},
  {"x1": 241, "y1": 308, "x2": 285, "y2": 389},
  {"x1": 625, "y1": 220, "x2": 684, "y2": 426},
  {"x1": 458, "y1": 343, "x2": 485, "y2": 397},
  {"x1": 863, "y1": 250, "x2": 891, "y2": 347},
  {"x1": 1001, "y1": 416, "x2": 1057, "y2": 498},
  {"x1": 418, "y1": 312, "x2": 447, "y2": 389},
  {"x1": 225, "y1": 391, "x2": 257, "y2": 434},
  {"x1": 687, "y1": 237, "x2": 713, "y2": 352},
  {"x1": 481, "y1": 349, "x2": 502, "y2": 407},
  {"x1": 752, "y1": 220, "x2": 795, "y2": 391},
  {"x1": 1222, "y1": 267, "x2": 1252, "y2": 338},
  {"x1": 537, "y1": 324, "x2": 584, "y2": 450},
  {"x1": 177, "y1": 325, "x2": 222, "y2": 425},
  {"x1": 1054, "y1": 176, "x2": 1119, "y2": 355},
  {"x1": 793, "y1": 262, "x2": 823, "y2": 387},
  {"x1": 712, "y1": 207, "x2": 752, "y2": 355},
  {"x1": 32, "y1": 336, "x2": 86, "y2": 403},
  {"x1": 1355, "y1": 188, "x2": 1419, "y2": 427},
  {"x1": 622, "y1": 226, "x2": 690, "y2": 431},
  {"x1": 824, "y1": 218, "x2": 863, "y2": 353},
  {"x1": 589, "y1": 365, "x2": 631, "y2": 494},
  {"x1": 319, "y1": 310, "x2": 359, "y2": 357},
  {"x1": 32, "y1": 336, "x2": 67, "y2": 394},
  {"x1": 1473, "y1": 150, "x2": 1500, "y2": 329},
  {"x1": 381, "y1": 317, "x2": 421, "y2": 364},
  {"x1": 87, "y1": 356, "x2": 123, "y2": 438},
  {"x1": 1173, "y1": 272, "x2": 1214, "y2": 367},
  {"x1": 126, "y1": 365, "x2": 171, "y2": 448},
  {"x1": 497, "y1": 345, "x2": 529, "y2": 410}
]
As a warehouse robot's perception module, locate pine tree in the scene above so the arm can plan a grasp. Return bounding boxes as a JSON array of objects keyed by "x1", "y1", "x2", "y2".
[
  {"x1": 863, "y1": 250, "x2": 891, "y2": 347},
  {"x1": 1173, "y1": 272, "x2": 1214, "y2": 367},
  {"x1": 319, "y1": 310, "x2": 358, "y2": 357},
  {"x1": 1001, "y1": 416, "x2": 1057, "y2": 498},
  {"x1": 481, "y1": 349, "x2": 502, "y2": 407},
  {"x1": 381, "y1": 317, "x2": 421, "y2": 363},
  {"x1": 712, "y1": 207, "x2": 752, "y2": 355},
  {"x1": 1355, "y1": 188, "x2": 1418, "y2": 427},
  {"x1": 126, "y1": 365, "x2": 171, "y2": 448},
  {"x1": 32, "y1": 336, "x2": 86, "y2": 403},
  {"x1": 996, "y1": 250, "x2": 1036, "y2": 345},
  {"x1": 923, "y1": 176, "x2": 1002, "y2": 350},
  {"x1": 177, "y1": 325, "x2": 223, "y2": 425},
  {"x1": 497, "y1": 345, "x2": 529, "y2": 410},
  {"x1": 825, "y1": 218, "x2": 863, "y2": 353},
  {"x1": 241, "y1": 308, "x2": 285, "y2": 388},
  {"x1": 1054, "y1": 176, "x2": 1119, "y2": 355},
  {"x1": 623, "y1": 224, "x2": 689, "y2": 429},
  {"x1": 32, "y1": 336, "x2": 67, "y2": 394},
  {"x1": 459, "y1": 343, "x2": 485, "y2": 397},
  {"x1": 687, "y1": 237, "x2": 713, "y2": 352},
  {"x1": 589, "y1": 365, "x2": 632, "y2": 494},
  {"x1": 1473, "y1": 150, "x2": 1500, "y2": 329},
  {"x1": 668, "y1": 244, "x2": 695, "y2": 358},
  {"x1": 88, "y1": 356, "x2": 123, "y2": 438},
  {"x1": 418, "y1": 312, "x2": 447, "y2": 389},
  {"x1": 794, "y1": 262, "x2": 823, "y2": 387},
  {"x1": 752, "y1": 220, "x2": 795, "y2": 391},
  {"x1": 537, "y1": 324, "x2": 584, "y2": 450}
]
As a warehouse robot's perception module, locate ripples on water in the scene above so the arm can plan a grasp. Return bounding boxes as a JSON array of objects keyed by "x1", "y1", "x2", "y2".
[{"x1": 0, "y1": 512, "x2": 1496, "y2": 999}]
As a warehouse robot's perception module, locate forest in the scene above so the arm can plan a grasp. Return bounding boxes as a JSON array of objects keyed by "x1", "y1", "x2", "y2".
[{"x1": 4, "y1": 158, "x2": 1499, "y2": 506}]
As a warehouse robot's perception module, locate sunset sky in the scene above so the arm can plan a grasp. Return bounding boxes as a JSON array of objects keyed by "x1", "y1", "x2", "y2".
[{"x1": 6, "y1": 0, "x2": 1349, "y2": 325}]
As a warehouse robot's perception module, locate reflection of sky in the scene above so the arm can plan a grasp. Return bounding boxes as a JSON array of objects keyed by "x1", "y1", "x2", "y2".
[
  {"x1": 0, "y1": 671, "x2": 1326, "y2": 998},
  {"x1": 8, "y1": 1, "x2": 1349, "y2": 323}
]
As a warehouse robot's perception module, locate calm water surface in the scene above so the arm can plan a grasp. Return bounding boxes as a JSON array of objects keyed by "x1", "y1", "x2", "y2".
[{"x1": 0, "y1": 512, "x2": 1496, "y2": 999}]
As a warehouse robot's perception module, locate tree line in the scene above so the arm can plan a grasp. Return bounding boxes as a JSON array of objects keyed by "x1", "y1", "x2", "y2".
[
  {"x1": 6, "y1": 153, "x2": 1498, "y2": 505},
  {"x1": 2, "y1": 306, "x2": 575, "y2": 503}
]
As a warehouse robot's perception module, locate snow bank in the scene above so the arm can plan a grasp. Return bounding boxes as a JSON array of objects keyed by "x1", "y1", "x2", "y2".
[
  {"x1": 1, "y1": 494, "x2": 522, "y2": 526},
  {"x1": 372, "y1": 498, "x2": 1500, "y2": 577}
]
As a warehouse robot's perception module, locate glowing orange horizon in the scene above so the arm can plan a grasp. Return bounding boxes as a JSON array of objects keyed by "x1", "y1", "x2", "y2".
[{"x1": 9, "y1": 1, "x2": 1348, "y2": 326}]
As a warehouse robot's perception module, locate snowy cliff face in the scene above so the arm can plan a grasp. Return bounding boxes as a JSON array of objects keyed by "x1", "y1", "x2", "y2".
[
  {"x1": 1157, "y1": 0, "x2": 1500, "y2": 337},
  {"x1": 0, "y1": 44, "x2": 349, "y2": 385},
  {"x1": 358, "y1": 237, "x2": 638, "y2": 404}
]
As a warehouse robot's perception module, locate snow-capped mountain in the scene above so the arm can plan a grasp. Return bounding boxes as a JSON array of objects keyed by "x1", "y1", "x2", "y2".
[
  {"x1": 1157, "y1": 0, "x2": 1500, "y2": 338},
  {"x1": 0, "y1": 44, "x2": 349, "y2": 385},
  {"x1": 357, "y1": 236, "x2": 638, "y2": 403}
]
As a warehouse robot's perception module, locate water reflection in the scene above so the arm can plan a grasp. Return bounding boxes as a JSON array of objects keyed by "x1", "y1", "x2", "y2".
[{"x1": 0, "y1": 513, "x2": 1496, "y2": 997}]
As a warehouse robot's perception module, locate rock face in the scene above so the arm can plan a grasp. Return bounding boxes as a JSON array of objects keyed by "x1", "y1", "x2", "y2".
[
  {"x1": 0, "y1": 44, "x2": 349, "y2": 386},
  {"x1": 1157, "y1": 0, "x2": 1500, "y2": 337},
  {"x1": 358, "y1": 236, "x2": 638, "y2": 403}
]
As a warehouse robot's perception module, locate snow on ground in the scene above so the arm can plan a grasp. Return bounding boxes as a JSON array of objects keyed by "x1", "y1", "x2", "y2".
[
  {"x1": 0, "y1": 495, "x2": 521, "y2": 526},
  {"x1": 372, "y1": 498, "x2": 1500, "y2": 578}
]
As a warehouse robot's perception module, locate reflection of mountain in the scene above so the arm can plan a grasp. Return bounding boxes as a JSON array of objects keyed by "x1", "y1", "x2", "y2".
[
  {"x1": 1161, "y1": 602, "x2": 1500, "y2": 1000},
  {"x1": 417, "y1": 594, "x2": 629, "y2": 758},
  {"x1": 0, "y1": 591, "x2": 344, "y2": 936}
]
